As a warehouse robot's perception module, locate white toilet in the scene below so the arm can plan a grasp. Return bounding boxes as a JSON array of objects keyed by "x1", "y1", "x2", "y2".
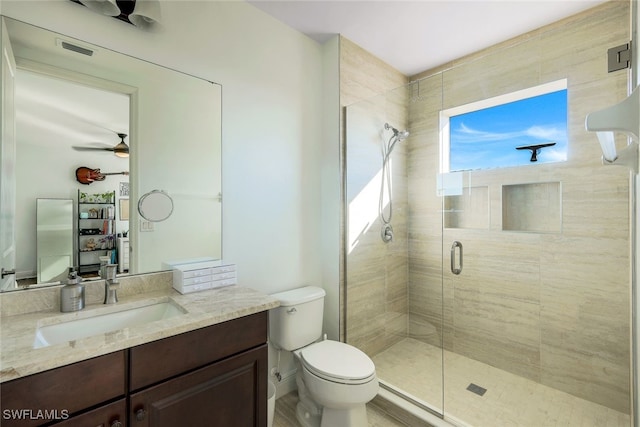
[{"x1": 269, "y1": 286, "x2": 378, "y2": 427}]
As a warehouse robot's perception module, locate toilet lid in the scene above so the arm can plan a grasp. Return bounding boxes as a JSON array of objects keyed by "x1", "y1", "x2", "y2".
[{"x1": 300, "y1": 340, "x2": 375, "y2": 383}]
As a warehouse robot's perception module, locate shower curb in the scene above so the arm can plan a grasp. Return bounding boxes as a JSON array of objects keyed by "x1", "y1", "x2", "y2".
[{"x1": 371, "y1": 388, "x2": 452, "y2": 427}]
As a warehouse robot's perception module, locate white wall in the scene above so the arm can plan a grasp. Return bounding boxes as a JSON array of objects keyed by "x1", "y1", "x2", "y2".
[{"x1": 1, "y1": 0, "x2": 331, "y2": 397}]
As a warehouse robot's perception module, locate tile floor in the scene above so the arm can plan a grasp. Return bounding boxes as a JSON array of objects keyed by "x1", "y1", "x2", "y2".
[
  {"x1": 372, "y1": 338, "x2": 631, "y2": 427},
  {"x1": 273, "y1": 391, "x2": 411, "y2": 427}
]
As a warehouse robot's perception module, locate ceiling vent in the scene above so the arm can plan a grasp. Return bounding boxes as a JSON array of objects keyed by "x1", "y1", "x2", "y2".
[{"x1": 56, "y1": 38, "x2": 94, "y2": 57}]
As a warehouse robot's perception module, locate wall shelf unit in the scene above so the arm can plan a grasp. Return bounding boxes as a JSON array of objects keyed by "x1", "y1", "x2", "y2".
[{"x1": 77, "y1": 190, "x2": 116, "y2": 274}]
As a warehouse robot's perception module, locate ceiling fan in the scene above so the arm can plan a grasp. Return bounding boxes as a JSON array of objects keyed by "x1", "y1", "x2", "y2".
[{"x1": 72, "y1": 133, "x2": 129, "y2": 158}]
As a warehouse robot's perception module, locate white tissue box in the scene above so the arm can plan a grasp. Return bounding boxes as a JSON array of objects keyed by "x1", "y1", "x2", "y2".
[{"x1": 169, "y1": 259, "x2": 236, "y2": 294}]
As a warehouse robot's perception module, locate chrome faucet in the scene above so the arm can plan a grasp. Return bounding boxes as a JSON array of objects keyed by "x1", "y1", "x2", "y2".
[{"x1": 103, "y1": 264, "x2": 120, "y2": 304}]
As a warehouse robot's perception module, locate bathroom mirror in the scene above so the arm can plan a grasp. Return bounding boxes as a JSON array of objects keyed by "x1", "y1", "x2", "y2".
[
  {"x1": 138, "y1": 190, "x2": 174, "y2": 222},
  {"x1": 0, "y1": 17, "x2": 222, "y2": 291}
]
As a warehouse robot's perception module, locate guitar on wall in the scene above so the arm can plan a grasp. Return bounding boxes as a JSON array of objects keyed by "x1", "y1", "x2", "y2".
[{"x1": 76, "y1": 166, "x2": 129, "y2": 185}]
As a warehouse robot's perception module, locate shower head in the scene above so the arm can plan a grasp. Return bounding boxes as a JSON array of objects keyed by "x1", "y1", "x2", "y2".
[
  {"x1": 384, "y1": 123, "x2": 410, "y2": 141},
  {"x1": 396, "y1": 129, "x2": 410, "y2": 141}
]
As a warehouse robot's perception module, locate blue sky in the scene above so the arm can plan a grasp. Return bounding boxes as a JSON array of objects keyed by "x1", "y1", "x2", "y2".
[{"x1": 449, "y1": 89, "x2": 568, "y2": 171}]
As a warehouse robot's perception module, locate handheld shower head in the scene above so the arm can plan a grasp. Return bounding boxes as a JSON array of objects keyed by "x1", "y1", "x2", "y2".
[
  {"x1": 385, "y1": 122, "x2": 410, "y2": 141},
  {"x1": 397, "y1": 129, "x2": 410, "y2": 141}
]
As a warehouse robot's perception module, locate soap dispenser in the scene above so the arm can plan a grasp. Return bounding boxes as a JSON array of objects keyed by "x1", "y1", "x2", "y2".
[{"x1": 60, "y1": 267, "x2": 85, "y2": 312}]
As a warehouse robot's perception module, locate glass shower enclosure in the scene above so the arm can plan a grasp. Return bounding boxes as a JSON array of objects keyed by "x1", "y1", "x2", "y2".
[{"x1": 344, "y1": 2, "x2": 633, "y2": 425}]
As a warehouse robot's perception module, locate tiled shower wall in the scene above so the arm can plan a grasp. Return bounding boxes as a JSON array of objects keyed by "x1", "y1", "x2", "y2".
[
  {"x1": 340, "y1": 38, "x2": 410, "y2": 355},
  {"x1": 408, "y1": 0, "x2": 631, "y2": 413}
]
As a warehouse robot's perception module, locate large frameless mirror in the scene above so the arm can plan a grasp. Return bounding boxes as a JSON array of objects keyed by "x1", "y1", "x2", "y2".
[{"x1": 0, "y1": 17, "x2": 222, "y2": 292}]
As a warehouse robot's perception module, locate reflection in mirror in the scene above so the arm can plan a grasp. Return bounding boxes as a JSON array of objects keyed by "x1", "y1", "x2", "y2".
[
  {"x1": 16, "y1": 70, "x2": 130, "y2": 288},
  {"x1": 36, "y1": 199, "x2": 73, "y2": 283},
  {"x1": 138, "y1": 190, "x2": 173, "y2": 222},
  {"x1": 0, "y1": 17, "x2": 222, "y2": 292}
]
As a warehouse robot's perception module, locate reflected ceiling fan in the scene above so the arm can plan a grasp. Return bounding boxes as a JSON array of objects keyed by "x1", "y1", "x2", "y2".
[{"x1": 73, "y1": 133, "x2": 129, "y2": 158}]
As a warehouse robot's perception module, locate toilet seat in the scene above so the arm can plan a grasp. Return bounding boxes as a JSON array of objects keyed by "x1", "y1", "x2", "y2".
[{"x1": 298, "y1": 340, "x2": 376, "y2": 385}]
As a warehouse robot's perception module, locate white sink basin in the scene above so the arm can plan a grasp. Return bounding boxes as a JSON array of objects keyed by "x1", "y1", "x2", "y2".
[{"x1": 33, "y1": 301, "x2": 186, "y2": 349}]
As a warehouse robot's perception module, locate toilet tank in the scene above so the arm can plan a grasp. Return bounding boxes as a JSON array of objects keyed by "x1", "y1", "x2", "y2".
[{"x1": 269, "y1": 286, "x2": 326, "y2": 351}]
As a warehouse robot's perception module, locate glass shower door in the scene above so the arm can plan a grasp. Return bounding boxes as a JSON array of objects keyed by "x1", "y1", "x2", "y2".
[
  {"x1": 440, "y1": 171, "x2": 550, "y2": 425},
  {"x1": 344, "y1": 79, "x2": 445, "y2": 416},
  {"x1": 439, "y1": 2, "x2": 632, "y2": 424}
]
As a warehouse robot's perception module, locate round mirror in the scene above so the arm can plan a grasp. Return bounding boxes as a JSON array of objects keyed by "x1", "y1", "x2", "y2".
[{"x1": 138, "y1": 190, "x2": 174, "y2": 222}]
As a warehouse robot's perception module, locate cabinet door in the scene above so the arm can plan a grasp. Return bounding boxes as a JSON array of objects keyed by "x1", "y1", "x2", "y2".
[
  {"x1": 130, "y1": 344, "x2": 267, "y2": 427},
  {"x1": 51, "y1": 398, "x2": 126, "y2": 427}
]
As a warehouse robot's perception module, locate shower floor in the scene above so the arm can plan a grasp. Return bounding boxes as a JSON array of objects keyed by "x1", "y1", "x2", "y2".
[{"x1": 372, "y1": 338, "x2": 630, "y2": 427}]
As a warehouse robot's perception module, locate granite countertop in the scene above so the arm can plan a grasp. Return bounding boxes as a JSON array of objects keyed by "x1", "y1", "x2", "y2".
[{"x1": 0, "y1": 276, "x2": 279, "y2": 383}]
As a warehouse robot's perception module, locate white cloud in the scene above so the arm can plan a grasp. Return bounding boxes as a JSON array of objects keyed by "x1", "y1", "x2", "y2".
[
  {"x1": 525, "y1": 125, "x2": 564, "y2": 141},
  {"x1": 453, "y1": 122, "x2": 564, "y2": 144}
]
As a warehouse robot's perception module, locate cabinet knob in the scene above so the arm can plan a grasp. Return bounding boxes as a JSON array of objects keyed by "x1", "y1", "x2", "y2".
[
  {"x1": 135, "y1": 408, "x2": 147, "y2": 421},
  {"x1": 110, "y1": 420, "x2": 123, "y2": 427}
]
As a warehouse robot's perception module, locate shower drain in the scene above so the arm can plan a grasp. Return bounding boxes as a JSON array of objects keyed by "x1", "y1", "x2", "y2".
[{"x1": 466, "y1": 383, "x2": 487, "y2": 396}]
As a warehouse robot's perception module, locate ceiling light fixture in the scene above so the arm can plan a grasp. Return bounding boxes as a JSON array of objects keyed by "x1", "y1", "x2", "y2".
[
  {"x1": 113, "y1": 133, "x2": 130, "y2": 158},
  {"x1": 72, "y1": 0, "x2": 162, "y2": 29},
  {"x1": 78, "y1": 0, "x2": 119, "y2": 17}
]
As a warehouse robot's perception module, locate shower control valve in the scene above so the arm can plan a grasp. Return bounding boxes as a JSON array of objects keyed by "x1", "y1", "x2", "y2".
[{"x1": 381, "y1": 224, "x2": 394, "y2": 243}]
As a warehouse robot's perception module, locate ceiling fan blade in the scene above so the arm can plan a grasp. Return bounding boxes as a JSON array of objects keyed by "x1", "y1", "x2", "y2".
[
  {"x1": 72, "y1": 146, "x2": 114, "y2": 152},
  {"x1": 72, "y1": 134, "x2": 128, "y2": 156}
]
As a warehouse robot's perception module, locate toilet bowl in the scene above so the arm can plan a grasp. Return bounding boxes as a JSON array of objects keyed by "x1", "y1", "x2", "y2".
[
  {"x1": 269, "y1": 286, "x2": 378, "y2": 427},
  {"x1": 299, "y1": 340, "x2": 378, "y2": 427},
  {"x1": 293, "y1": 340, "x2": 378, "y2": 427}
]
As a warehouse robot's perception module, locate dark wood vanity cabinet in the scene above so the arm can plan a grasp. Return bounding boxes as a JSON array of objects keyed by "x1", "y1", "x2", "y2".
[
  {"x1": 129, "y1": 311, "x2": 268, "y2": 427},
  {"x1": 0, "y1": 311, "x2": 268, "y2": 427},
  {"x1": 130, "y1": 346, "x2": 266, "y2": 427}
]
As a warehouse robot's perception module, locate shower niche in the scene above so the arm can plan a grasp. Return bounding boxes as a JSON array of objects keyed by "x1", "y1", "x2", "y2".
[
  {"x1": 443, "y1": 182, "x2": 562, "y2": 233},
  {"x1": 502, "y1": 182, "x2": 561, "y2": 233}
]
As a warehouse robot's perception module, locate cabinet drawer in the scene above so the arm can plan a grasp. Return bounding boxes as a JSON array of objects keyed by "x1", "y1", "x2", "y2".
[
  {"x1": 129, "y1": 311, "x2": 267, "y2": 391},
  {"x1": 51, "y1": 398, "x2": 126, "y2": 427},
  {"x1": 1, "y1": 351, "x2": 126, "y2": 427}
]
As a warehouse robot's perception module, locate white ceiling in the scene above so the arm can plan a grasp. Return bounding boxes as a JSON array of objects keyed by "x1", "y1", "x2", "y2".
[
  {"x1": 248, "y1": 0, "x2": 607, "y2": 76},
  {"x1": 16, "y1": 70, "x2": 129, "y2": 151}
]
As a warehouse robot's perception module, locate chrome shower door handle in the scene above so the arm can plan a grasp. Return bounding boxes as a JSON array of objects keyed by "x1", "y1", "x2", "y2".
[{"x1": 450, "y1": 241, "x2": 463, "y2": 275}]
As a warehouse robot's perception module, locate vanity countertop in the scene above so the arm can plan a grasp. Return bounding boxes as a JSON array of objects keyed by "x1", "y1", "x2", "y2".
[{"x1": 0, "y1": 282, "x2": 279, "y2": 383}]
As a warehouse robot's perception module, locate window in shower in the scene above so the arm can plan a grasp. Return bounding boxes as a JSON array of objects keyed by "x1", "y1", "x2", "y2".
[{"x1": 440, "y1": 79, "x2": 568, "y2": 172}]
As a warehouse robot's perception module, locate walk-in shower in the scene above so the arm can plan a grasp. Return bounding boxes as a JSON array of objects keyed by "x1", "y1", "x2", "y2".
[
  {"x1": 380, "y1": 123, "x2": 409, "y2": 243},
  {"x1": 344, "y1": 2, "x2": 633, "y2": 426}
]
